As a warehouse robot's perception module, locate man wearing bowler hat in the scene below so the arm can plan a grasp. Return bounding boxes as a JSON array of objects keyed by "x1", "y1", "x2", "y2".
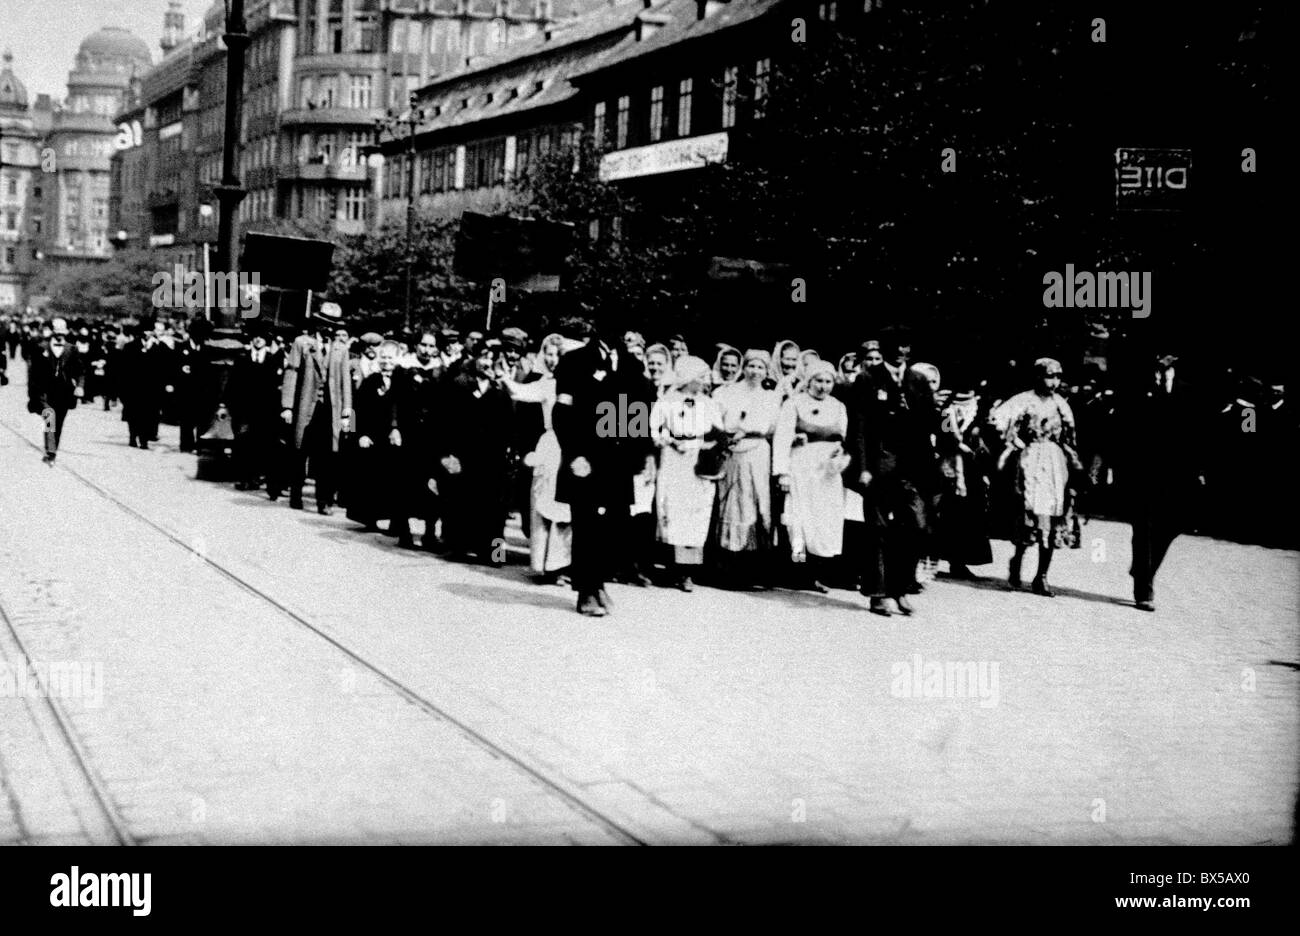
[
  {"x1": 280, "y1": 304, "x2": 353, "y2": 513},
  {"x1": 27, "y1": 318, "x2": 85, "y2": 465}
]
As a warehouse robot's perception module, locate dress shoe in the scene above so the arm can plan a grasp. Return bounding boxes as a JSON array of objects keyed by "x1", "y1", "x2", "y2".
[
  {"x1": 868, "y1": 597, "x2": 892, "y2": 617},
  {"x1": 1134, "y1": 599, "x2": 1155, "y2": 612},
  {"x1": 945, "y1": 564, "x2": 979, "y2": 580},
  {"x1": 894, "y1": 595, "x2": 914, "y2": 616},
  {"x1": 42, "y1": 453, "x2": 55, "y2": 465},
  {"x1": 289, "y1": 497, "x2": 304, "y2": 510},
  {"x1": 317, "y1": 503, "x2": 333, "y2": 516},
  {"x1": 1031, "y1": 578, "x2": 1054, "y2": 597},
  {"x1": 906, "y1": 581, "x2": 925, "y2": 594},
  {"x1": 808, "y1": 579, "x2": 829, "y2": 594},
  {"x1": 396, "y1": 535, "x2": 417, "y2": 550},
  {"x1": 678, "y1": 575, "x2": 694, "y2": 592},
  {"x1": 577, "y1": 594, "x2": 607, "y2": 617},
  {"x1": 619, "y1": 571, "x2": 652, "y2": 587},
  {"x1": 268, "y1": 490, "x2": 280, "y2": 501},
  {"x1": 596, "y1": 587, "x2": 614, "y2": 611}
]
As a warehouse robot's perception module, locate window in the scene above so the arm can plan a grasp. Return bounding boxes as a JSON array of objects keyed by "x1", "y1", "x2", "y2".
[
  {"x1": 318, "y1": 134, "x2": 336, "y2": 164},
  {"x1": 343, "y1": 186, "x2": 366, "y2": 221},
  {"x1": 515, "y1": 134, "x2": 530, "y2": 178},
  {"x1": 5, "y1": 210, "x2": 16, "y2": 230},
  {"x1": 319, "y1": 77, "x2": 337, "y2": 108},
  {"x1": 649, "y1": 85, "x2": 665, "y2": 142},
  {"x1": 329, "y1": 0, "x2": 344, "y2": 52},
  {"x1": 721, "y1": 66, "x2": 739, "y2": 129},
  {"x1": 754, "y1": 58, "x2": 770, "y2": 119},
  {"x1": 818, "y1": 1, "x2": 838, "y2": 20},
  {"x1": 315, "y1": 186, "x2": 335, "y2": 219},
  {"x1": 593, "y1": 101, "x2": 606, "y2": 147},
  {"x1": 419, "y1": 151, "x2": 433, "y2": 192},
  {"x1": 349, "y1": 75, "x2": 372, "y2": 108},
  {"x1": 677, "y1": 78, "x2": 693, "y2": 137},
  {"x1": 5, "y1": 177, "x2": 15, "y2": 197},
  {"x1": 616, "y1": 95, "x2": 630, "y2": 149},
  {"x1": 4, "y1": 246, "x2": 14, "y2": 265}
]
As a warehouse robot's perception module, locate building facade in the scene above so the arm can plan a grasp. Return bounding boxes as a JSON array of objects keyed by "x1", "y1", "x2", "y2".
[
  {"x1": 40, "y1": 27, "x2": 154, "y2": 271},
  {"x1": 373, "y1": 0, "x2": 670, "y2": 225},
  {"x1": 0, "y1": 52, "x2": 46, "y2": 310}
]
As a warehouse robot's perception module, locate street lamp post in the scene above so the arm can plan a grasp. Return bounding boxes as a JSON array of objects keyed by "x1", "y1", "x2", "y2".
[
  {"x1": 376, "y1": 94, "x2": 425, "y2": 335},
  {"x1": 213, "y1": 0, "x2": 249, "y2": 332}
]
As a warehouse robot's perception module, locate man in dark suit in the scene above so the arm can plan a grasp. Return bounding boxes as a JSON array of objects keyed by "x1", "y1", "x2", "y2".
[
  {"x1": 552, "y1": 318, "x2": 656, "y2": 616},
  {"x1": 232, "y1": 321, "x2": 286, "y2": 495},
  {"x1": 1114, "y1": 349, "x2": 1206, "y2": 611},
  {"x1": 27, "y1": 318, "x2": 85, "y2": 465},
  {"x1": 848, "y1": 337, "x2": 932, "y2": 616},
  {"x1": 395, "y1": 330, "x2": 444, "y2": 550},
  {"x1": 431, "y1": 341, "x2": 515, "y2": 563}
]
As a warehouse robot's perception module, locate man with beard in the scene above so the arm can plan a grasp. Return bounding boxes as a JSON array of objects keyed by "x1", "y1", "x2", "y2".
[
  {"x1": 232, "y1": 321, "x2": 286, "y2": 495},
  {"x1": 848, "y1": 336, "x2": 933, "y2": 616},
  {"x1": 392, "y1": 330, "x2": 443, "y2": 550},
  {"x1": 280, "y1": 313, "x2": 353, "y2": 514},
  {"x1": 26, "y1": 318, "x2": 85, "y2": 464},
  {"x1": 552, "y1": 318, "x2": 656, "y2": 616},
  {"x1": 431, "y1": 341, "x2": 514, "y2": 564}
]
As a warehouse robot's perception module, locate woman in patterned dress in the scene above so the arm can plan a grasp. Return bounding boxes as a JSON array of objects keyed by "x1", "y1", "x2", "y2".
[
  {"x1": 773, "y1": 360, "x2": 851, "y2": 592},
  {"x1": 998, "y1": 357, "x2": 1083, "y2": 596}
]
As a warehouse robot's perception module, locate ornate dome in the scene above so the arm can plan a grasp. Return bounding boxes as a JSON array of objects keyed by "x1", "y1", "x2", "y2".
[
  {"x1": 76, "y1": 27, "x2": 152, "y2": 68},
  {"x1": 0, "y1": 50, "x2": 28, "y2": 109}
]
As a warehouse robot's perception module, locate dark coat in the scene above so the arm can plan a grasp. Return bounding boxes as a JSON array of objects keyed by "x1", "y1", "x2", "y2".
[
  {"x1": 847, "y1": 365, "x2": 935, "y2": 486},
  {"x1": 552, "y1": 340, "x2": 655, "y2": 508},
  {"x1": 280, "y1": 334, "x2": 353, "y2": 451},
  {"x1": 27, "y1": 347, "x2": 84, "y2": 413},
  {"x1": 232, "y1": 347, "x2": 285, "y2": 433},
  {"x1": 434, "y1": 370, "x2": 515, "y2": 552},
  {"x1": 348, "y1": 371, "x2": 407, "y2": 525}
]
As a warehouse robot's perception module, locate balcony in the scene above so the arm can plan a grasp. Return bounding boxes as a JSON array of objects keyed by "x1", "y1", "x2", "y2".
[
  {"x1": 278, "y1": 159, "x2": 370, "y2": 183},
  {"x1": 280, "y1": 107, "x2": 383, "y2": 128}
]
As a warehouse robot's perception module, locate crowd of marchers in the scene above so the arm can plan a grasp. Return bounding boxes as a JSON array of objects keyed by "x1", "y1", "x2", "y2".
[{"x1": 4, "y1": 310, "x2": 1293, "y2": 617}]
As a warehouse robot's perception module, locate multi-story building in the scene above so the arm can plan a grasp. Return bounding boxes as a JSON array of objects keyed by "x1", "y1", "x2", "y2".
[
  {"x1": 39, "y1": 27, "x2": 154, "y2": 270},
  {"x1": 0, "y1": 51, "x2": 45, "y2": 310},
  {"x1": 373, "y1": 0, "x2": 674, "y2": 225},
  {"x1": 111, "y1": 0, "x2": 581, "y2": 253}
]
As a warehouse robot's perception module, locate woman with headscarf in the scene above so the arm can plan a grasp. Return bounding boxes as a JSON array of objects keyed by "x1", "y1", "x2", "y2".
[
  {"x1": 501, "y1": 333, "x2": 576, "y2": 582},
  {"x1": 837, "y1": 352, "x2": 860, "y2": 388},
  {"x1": 644, "y1": 343, "x2": 673, "y2": 400},
  {"x1": 712, "y1": 344, "x2": 742, "y2": 391},
  {"x1": 773, "y1": 359, "x2": 851, "y2": 592},
  {"x1": 651, "y1": 355, "x2": 726, "y2": 591},
  {"x1": 769, "y1": 339, "x2": 802, "y2": 402},
  {"x1": 712, "y1": 349, "x2": 781, "y2": 586},
  {"x1": 998, "y1": 357, "x2": 1082, "y2": 595}
]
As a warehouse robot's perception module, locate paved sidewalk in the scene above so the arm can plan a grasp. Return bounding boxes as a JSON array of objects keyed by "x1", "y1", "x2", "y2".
[{"x1": 1, "y1": 368, "x2": 1296, "y2": 844}]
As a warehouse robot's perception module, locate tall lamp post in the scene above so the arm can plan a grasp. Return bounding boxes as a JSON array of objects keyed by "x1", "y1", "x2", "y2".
[
  {"x1": 375, "y1": 94, "x2": 425, "y2": 335},
  {"x1": 212, "y1": 0, "x2": 248, "y2": 332}
]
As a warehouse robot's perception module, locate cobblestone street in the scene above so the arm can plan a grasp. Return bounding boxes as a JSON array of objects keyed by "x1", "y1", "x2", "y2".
[{"x1": 1, "y1": 364, "x2": 1296, "y2": 845}]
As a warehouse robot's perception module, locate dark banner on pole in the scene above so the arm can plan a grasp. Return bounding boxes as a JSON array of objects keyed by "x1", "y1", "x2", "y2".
[
  {"x1": 453, "y1": 212, "x2": 574, "y2": 292},
  {"x1": 241, "y1": 232, "x2": 336, "y2": 292}
]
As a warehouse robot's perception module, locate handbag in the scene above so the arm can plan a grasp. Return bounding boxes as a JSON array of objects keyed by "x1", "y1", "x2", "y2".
[{"x1": 695, "y1": 441, "x2": 728, "y2": 480}]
